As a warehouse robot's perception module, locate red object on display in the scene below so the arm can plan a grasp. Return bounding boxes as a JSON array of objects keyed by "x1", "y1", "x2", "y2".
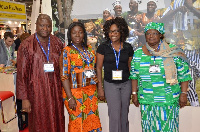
[{"x1": 0, "y1": 91, "x2": 14, "y2": 101}]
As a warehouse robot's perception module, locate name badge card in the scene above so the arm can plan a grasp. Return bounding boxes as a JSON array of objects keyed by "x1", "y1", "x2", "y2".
[
  {"x1": 112, "y1": 70, "x2": 122, "y2": 80},
  {"x1": 84, "y1": 68, "x2": 95, "y2": 78},
  {"x1": 149, "y1": 65, "x2": 160, "y2": 73},
  {"x1": 44, "y1": 62, "x2": 54, "y2": 72}
]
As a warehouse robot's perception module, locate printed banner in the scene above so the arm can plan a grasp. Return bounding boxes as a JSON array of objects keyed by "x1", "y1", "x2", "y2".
[
  {"x1": 0, "y1": 0, "x2": 26, "y2": 14},
  {"x1": 0, "y1": 12, "x2": 26, "y2": 20}
]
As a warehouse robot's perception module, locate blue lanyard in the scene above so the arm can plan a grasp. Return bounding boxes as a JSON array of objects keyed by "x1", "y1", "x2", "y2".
[
  {"x1": 153, "y1": 42, "x2": 161, "y2": 64},
  {"x1": 111, "y1": 42, "x2": 121, "y2": 70},
  {"x1": 36, "y1": 34, "x2": 50, "y2": 63},
  {"x1": 72, "y1": 43, "x2": 90, "y2": 67}
]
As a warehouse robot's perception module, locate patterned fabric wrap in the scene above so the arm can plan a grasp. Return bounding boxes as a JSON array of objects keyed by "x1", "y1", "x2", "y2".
[
  {"x1": 141, "y1": 104, "x2": 179, "y2": 132},
  {"x1": 60, "y1": 45, "x2": 102, "y2": 132},
  {"x1": 144, "y1": 22, "x2": 165, "y2": 34},
  {"x1": 129, "y1": 44, "x2": 192, "y2": 105},
  {"x1": 63, "y1": 85, "x2": 102, "y2": 132},
  {"x1": 146, "y1": 41, "x2": 189, "y2": 85}
]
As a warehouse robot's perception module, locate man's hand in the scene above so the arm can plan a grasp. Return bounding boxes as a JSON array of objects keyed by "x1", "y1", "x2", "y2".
[{"x1": 22, "y1": 99, "x2": 31, "y2": 113}]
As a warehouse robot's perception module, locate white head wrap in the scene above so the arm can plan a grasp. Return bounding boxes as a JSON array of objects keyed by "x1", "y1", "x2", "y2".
[
  {"x1": 104, "y1": 8, "x2": 111, "y2": 13},
  {"x1": 148, "y1": 0, "x2": 158, "y2": 3},
  {"x1": 112, "y1": 0, "x2": 121, "y2": 8}
]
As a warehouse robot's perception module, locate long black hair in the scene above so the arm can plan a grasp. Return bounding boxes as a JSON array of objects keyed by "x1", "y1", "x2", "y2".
[
  {"x1": 67, "y1": 22, "x2": 88, "y2": 47},
  {"x1": 103, "y1": 17, "x2": 129, "y2": 42}
]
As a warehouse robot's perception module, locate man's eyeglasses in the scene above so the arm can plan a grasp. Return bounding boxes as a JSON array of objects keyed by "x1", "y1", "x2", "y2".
[
  {"x1": 146, "y1": 32, "x2": 160, "y2": 36},
  {"x1": 109, "y1": 30, "x2": 120, "y2": 34}
]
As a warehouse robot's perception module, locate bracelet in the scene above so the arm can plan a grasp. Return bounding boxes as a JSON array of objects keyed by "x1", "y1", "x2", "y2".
[
  {"x1": 181, "y1": 91, "x2": 187, "y2": 94},
  {"x1": 68, "y1": 97, "x2": 73, "y2": 101},
  {"x1": 132, "y1": 92, "x2": 137, "y2": 95}
]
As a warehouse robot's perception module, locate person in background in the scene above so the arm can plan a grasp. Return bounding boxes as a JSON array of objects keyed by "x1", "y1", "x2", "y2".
[
  {"x1": 113, "y1": 0, "x2": 123, "y2": 18},
  {"x1": 95, "y1": 8, "x2": 113, "y2": 45},
  {"x1": 140, "y1": 0, "x2": 160, "y2": 27},
  {"x1": 60, "y1": 22, "x2": 102, "y2": 132},
  {"x1": 123, "y1": 0, "x2": 143, "y2": 49},
  {"x1": 96, "y1": 17, "x2": 134, "y2": 132},
  {"x1": 159, "y1": 0, "x2": 200, "y2": 106},
  {"x1": 0, "y1": 32, "x2": 16, "y2": 67},
  {"x1": 184, "y1": 0, "x2": 200, "y2": 106},
  {"x1": 130, "y1": 22, "x2": 192, "y2": 131},
  {"x1": 16, "y1": 14, "x2": 65, "y2": 132},
  {"x1": 136, "y1": 0, "x2": 161, "y2": 46},
  {"x1": 14, "y1": 33, "x2": 21, "y2": 51}
]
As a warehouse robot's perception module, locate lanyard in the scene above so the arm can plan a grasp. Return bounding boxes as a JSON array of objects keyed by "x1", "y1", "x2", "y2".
[
  {"x1": 111, "y1": 42, "x2": 121, "y2": 70},
  {"x1": 72, "y1": 43, "x2": 90, "y2": 67},
  {"x1": 36, "y1": 34, "x2": 50, "y2": 63},
  {"x1": 6, "y1": 46, "x2": 12, "y2": 59},
  {"x1": 153, "y1": 42, "x2": 161, "y2": 64}
]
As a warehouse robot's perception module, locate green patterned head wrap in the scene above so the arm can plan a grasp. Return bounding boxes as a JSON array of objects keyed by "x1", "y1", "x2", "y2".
[{"x1": 144, "y1": 22, "x2": 165, "y2": 34}]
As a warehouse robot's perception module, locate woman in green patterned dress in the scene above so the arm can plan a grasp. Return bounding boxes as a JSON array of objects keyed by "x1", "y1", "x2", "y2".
[{"x1": 129, "y1": 22, "x2": 192, "y2": 132}]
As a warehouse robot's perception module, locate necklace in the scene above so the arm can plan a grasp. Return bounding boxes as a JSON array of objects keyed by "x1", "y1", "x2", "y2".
[
  {"x1": 153, "y1": 46, "x2": 159, "y2": 51},
  {"x1": 152, "y1": 43, "x2": 161, "y2": 51}
]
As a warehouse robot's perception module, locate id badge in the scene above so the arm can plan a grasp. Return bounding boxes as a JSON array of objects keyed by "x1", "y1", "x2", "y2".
[
  {"x1": 44, "y1": 62, "x2": 54, "y2": 72},
  {"x1": 149, "y1": 65, "x2": 160, "y2": 73},
  {"x1": 112, "y1": 70, "x2": 122, "y2": 80},
  {"x1": 84, "y1": 68, "x2": 95, "y2": 78}
]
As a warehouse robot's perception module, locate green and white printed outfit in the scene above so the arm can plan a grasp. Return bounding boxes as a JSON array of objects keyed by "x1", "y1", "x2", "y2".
[{"x1": 129, "y1": 44, "x2": 192, "y2": 132}]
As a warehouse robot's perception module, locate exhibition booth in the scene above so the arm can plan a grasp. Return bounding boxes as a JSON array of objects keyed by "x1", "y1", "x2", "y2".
[{"x1": 0, "y1": 0, "x2": 27, "y2": 39}]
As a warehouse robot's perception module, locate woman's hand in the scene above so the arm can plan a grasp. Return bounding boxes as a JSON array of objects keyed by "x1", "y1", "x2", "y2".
[
  {"x1": 132, "y1": 94, "x2": 139, "y2": 107},
  {"x1": 22, "y1": 99, "x2": 31, "y2": 113},
  {"x1": 179, "y1": 93, "x2": 187, "y2": 108},
  {"x1": 98, "y1": 88, "x2": 105, "y2": 101},
  {"x1": 68, "y1": 97, "x2": 77, "y2": 110}
]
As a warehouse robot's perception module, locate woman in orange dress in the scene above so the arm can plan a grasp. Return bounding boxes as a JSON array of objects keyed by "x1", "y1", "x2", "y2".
[{"x1": 60, "y1": 22, "x2": 102, "y2": 132}]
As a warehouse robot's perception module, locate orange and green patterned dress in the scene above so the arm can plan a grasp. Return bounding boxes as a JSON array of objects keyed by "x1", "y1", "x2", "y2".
[{"x1": 60, "y1": 45, "x2": 102, "y2": 132}]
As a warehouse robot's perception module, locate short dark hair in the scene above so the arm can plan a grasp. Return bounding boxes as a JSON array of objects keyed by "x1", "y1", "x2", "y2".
[
  {"x1": 36, "y1": 14, "x2": 52, "y2": 24},
  {"x1": 4, "y1": 32, "x2": 14, "y2": 40},
  {"x1": 103, "y1": 17, "x2": 129, "y2": 42},
  {"x1": 67, "y1": 22, "x2": 88, "y2": 47}
]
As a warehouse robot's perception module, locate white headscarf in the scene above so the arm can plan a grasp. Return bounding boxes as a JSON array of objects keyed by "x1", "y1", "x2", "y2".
[
  {"x1": 148, "y1": 0, "x2": 158, "y2": 3},
  {"x1": 104, "y1": 8, "x2": 111, "y2": 13},
  {"x1": 112, "y1": 0, "x2": 121, "y2": 8}
]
